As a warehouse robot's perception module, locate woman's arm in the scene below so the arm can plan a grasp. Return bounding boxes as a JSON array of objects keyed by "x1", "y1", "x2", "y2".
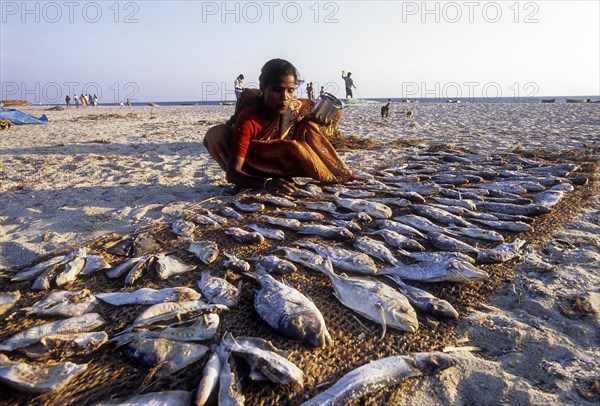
[{"x1": 226, "y1": 155, "x2": 297, "y2": 195}]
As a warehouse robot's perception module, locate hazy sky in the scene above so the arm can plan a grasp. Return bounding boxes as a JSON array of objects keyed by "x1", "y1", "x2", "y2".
[{"x1": 1, "y1": 0, "x2": 599, "y2": 103}]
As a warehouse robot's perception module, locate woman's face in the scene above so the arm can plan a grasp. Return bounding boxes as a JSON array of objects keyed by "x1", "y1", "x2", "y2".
[{"x1": 262, "y1": 74, "x2": 297, "y2": 114}]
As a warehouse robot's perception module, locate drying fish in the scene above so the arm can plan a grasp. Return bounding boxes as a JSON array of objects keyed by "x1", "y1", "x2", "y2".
[
  {"x1": 317, "y1": 260, "x2": 418, "y2": 337},
  {"x1": 477, "y1": 238, "x2": 526, "y2": 264},
  {"x1": 330, "y1": 211, "x2": 373, "y2": 222},
  {"x1": 301, "y1": 351, "x2": 456, "y2": 406},
  {"x1": 373, "y1": 219, "x2": 426, "y2": 239},
  {"x1": 222, "y1": 333, "x2": 304, "y2": 386},
  {"x1": 245, "y1": 269, "x2": 331, "y2": 347},
  {"x1": 365, "y1": 229, "x2": 425, "y2": 251},
  {"x1": 385, "y1": 276, "x2": 459, "y2": 319},
  {"x1": 0, "y1": 313, "x2": 105, "y2": 351},
  {"x1": 367, "y1": 197, "x2": 411, "y2": 208},
  {"x1": 326, "y1": 186, "x2": 374, "y2": 198},
  {"x1": 484, "y1": 211, "x2": 534, "y2": 223},
  {"x1": 22, "y1": 289, "x2": 98, "y2": 318},
  {"x1": 449, "y1": 227, "x2": 505, "y2": 242},
  {"x1": 430, "y1": 203, "x2": 464, "y2": 216},
  {"x1": 302, "y1": 201, "x2": 337, "y2": 213},
  {"x1": 203, "y1": 209, "x2": 228, "y2": 225},
  {"x1": 10, "y1": 250, "x2": 75, "y2": 282},
  {"x1": 440, "y1": 187, "x2": 484, "y2": 201},
  {"x1": 335, "y1": 197, "x2": 392, "y2": 219},
  {"x1": 80, "y1": 254, "x2": 111, "y2": 275},
  {"x1": 379, "y1": 258, "x2": 487, "y2": 283},
  {"x1": 498, "y1": 179, "x2": 545, "y2": 192},
  {"x1": 353, "y1": 236, "x2": 401, "y2": 266},
  {"x1": 401, "y1": 250, "x2": 476, "y2": 265},
  {"x1": 94, "y1": 391, "x2": 192, "y2": 406},
  {"x1": 155, "y1": 253, "x2": 195, "y2": 280},
  {"x1": 105, "y1": 256, "x2": 145, "y2": 279},
  {"x1": 217, "y1": 348, "x2": 245, "y2": 406},
  {"x1": 325, "y1": 219, "x2": 362, "y2": 232},
  {"x1": 224, "y1": 227, "x2": 265, "y2": 244},
  {"x1": 279, "y1": 247, "x2": 327, "y2": 273},
  {"x1": 188, "y1": 240, "x2": 219, "y2": 264},
  {"x1": 0, "y1": 356, "x2": 88, "y2": 394},
  {"x1": 172, "y1": 218, "x2": 196, "y2": 237},
  {"x1": 384, "y1": 189, "x2": 427, "y2": 203},
  {"x1": 233, "y1": 199, "x2": 265, "y2": 213},
  {"x1": 54, "y1": 256, "x2": 87, "y2": 287},
  {"x1": 385, "y1": 182, "x2": 440, "y2": 196},
  {"x1": 462, "y1": 208, "x2": 499, "y2": 221},
  {"x1": 20, "y1": 331, "x2": 108, "y2": 360},
  {"x1": 192, "y1": 214, "x2": 221, "y2": 226},
  {"x1": 124, "y1": 255, "x2": 154, "y2": 286},
  {"x1": 298, "y1": 224, "x2": 354, "y2": 241},
  {"x1": 31, "y1": 249, "x2": 85, "y2": 290},
  {"x1": 255, "y1": 193, "x2": 296, "y2": 208},
  {"x1": 428, "y1": 232, "x2": 480, "y2": 255},
  {"x1": 258, "y1": 215, "x2": 301, "y2": 230},
  {"x1": 278, "y1": 210, "x2": 325, "y2": 222},
  {"x1": 470, "y1": 218, "x2": 534, "y2": 233},
  {"x1": 223, "y1": 252, "x2": 251, "y2": 273},
  {"x1": 96, "y1": 287, "x2": 202, "y2": 306},
  {"x1": 479, "y1": 182, "x2": 527, "y2": 195},
  {"x1": 296, "y1": 240, "x2": 377, "y2": 274},
  {"x1": 250, "y1": 255, "x2": 297, "y2": 275},
  {"x1": 533, "y1": 190, "x2": 564, "y2": 207},
  {"x1": 410, "y1": 204, "x2": 473, "y2": 227},
  {"x1": 248, "y1": 223, "x2": 285, "y2": 241},
  {"x1": 196, "y1": 350, "x2": 221, "y2": 406},
  {"x1": 0, "y1": 291, "x2": 20, "y2": 318},
  {"x1": 114, "y1": 313, "x2": 220, "y2": 344},
  {"x1": 484, "y1": 195, "x2": 532, "y2": 205},
  {"x1": 220, "y1": 207, "x2": 245, "y2": 220},
  {"x1": 393, "y1": 214, "x2": 457, "y2": 236},
  {"x1": 477, "y1": 201, "x2": 550, "y2": 216},
  {"x1": 123, "y1": 338, "x2": 208, "y2": 378},
  {"x1": 198, "y1": 270, "x2": 240, "y2": 307},
  {"x1": 132, "y1": 300, "x2": 222, "y2": 327}
]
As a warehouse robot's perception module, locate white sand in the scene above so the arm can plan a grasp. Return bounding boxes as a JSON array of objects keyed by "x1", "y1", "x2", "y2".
[{"x1": 1, "y1": 102, "x2": 598, "y2": 404}]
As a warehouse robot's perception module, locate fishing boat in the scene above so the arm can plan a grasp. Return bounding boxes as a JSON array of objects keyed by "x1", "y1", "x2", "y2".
[
  {"x1": 541, "y1": 98, "x2": 555, "y2": 103},
  {"x1": 566, "y1": 98, "x2": 590, "y2": 103}
]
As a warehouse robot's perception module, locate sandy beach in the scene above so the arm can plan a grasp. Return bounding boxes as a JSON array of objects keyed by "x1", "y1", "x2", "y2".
[{"x1": 0, "y1": 102, "x2": 598, "y2": 405}]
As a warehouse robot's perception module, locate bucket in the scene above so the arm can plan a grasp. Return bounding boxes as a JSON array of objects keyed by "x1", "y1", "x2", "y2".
[{"x1": 312, "y1": 93, "x2": 343, "y2": 122}]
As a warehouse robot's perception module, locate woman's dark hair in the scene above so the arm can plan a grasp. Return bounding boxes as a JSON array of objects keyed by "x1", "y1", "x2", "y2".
[{"x1": 259, "y1": 59, "x2": 299, "y2": 88}]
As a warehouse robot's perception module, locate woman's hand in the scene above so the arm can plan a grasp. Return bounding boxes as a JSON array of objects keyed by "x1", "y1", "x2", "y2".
[{"x1": 264, "y1": 178, "x2": 298, "y2": 195}]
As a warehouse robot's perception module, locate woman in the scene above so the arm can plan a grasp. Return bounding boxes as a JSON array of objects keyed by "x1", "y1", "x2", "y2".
[{"x1": 204, "y1": 58, "x2": 353, "y2": 195}]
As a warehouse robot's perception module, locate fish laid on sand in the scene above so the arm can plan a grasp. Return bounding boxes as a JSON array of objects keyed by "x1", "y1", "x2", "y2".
[
  {"x1": 353, "y1": 236, "x2": 401, "y2": 266},
  {"x1": 94, "y1": 390, "x2": 192, "y2": 406},
  {"x1": 22, "y1": 289, "x2": 98, "y2": 318},
  {"x1": 131, "y1": 300, "x2": 222, "y2": 327},
  {"x1": 224, "y1": 227, "x2": 265, "y2": 244},
  {"x1": 298, "y1": 224, "x2": 354, "y2": 241},
  {"x1": 171, "y1": 218, "x2": 196, "y2": 237},
  {"x1": 155, "y1": 253, "x2": 195, "y2": 280},
  {"x1": 373, "y1": 219, "x2": 426, "y2": 239},
  {"x1": 379, "y1": 258, "x2": 488, "y2": 283},
  {"x1": 248, "y1": 223, "x2": 286, "y2": 241},
  {"x1": 385, "y1": 276, "x2": 459, "y2": 319},
  {"x1": 0, "y1": 355, "x2": 88, "y2": 394},
  {"x1": 470, "y1": 218, "x2": 534, "y2": 233},
  {"x1": 365, "y1": 229, "x2": 425, "y2": 251},
  {"x1": 301, "y1": 352, "x2": 456, "y2": 406},
  {"x1": 245, "y1": 269, "x2": 331, "y2": 347},
  {"x1": 188, "y1": 241, "x2": 220, "y2": 264},
  {"x1": 477, "y1": 238, "x2": 527, "y2": 264},
  {"x1": 249, "y1": 255, "x2": 298, "y2": 275},
  {"x1": 233, "y1": 200, "x2": 265, "y2": 213},
  {"x1": 278, "y1": 210, "x2": 325, "y2": 222},
  {"x1": 255, "y1": 193, "x2": 297, "y2": 208},
  {"x1": 0, "y1": 291, "x2": 20, "y2": 317},
  {"x1": 96, "y1": 287, "x2": 202, "y2": 306},
  {"x1": 198, "y1": 270, "x2": 240, "y2": 307},
  {"x1": 220, "y1": 207, "x2": 245, "y2": 220},
  {"x1": 317, "y1": 260, "x2": 418, "y2": 337},
  {"x1": 335, "y1": 197, "x2": 393, "y2": 219},
  {"x1": 295, "y1": 240, "x2": 377, "y2": 275},
  {"x1": 258, "y1": 215, "x2": 302, "y2": 230},
  {"x1": 427, "y1": 232, "x2": 480, "y2": 255},
  {"x1": 195, "y1": 350, "x2": 221, "y2": 406},
  {"x1": 217, "y1": 348, "x2": 245, "y2": 406},
  {"x1": 114, "y1": 313, "x2": 220, "y2": 344},
  {"x1": 223, "y1": 252, "x2": 251, "y2": 273},
  {"x1": 20, "y1": 331, "x2": 109, "y2": 360}
]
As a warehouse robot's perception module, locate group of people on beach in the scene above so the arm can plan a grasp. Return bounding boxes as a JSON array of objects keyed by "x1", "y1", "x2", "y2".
[{"x1": 66, "y1": 94, "x2": 98, "y2": 108}]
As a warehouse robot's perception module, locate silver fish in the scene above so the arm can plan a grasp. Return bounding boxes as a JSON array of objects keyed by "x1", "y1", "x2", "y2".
[
  {"x1": 172, "y1": 218, "x2": 196, "y2": 237},
  {"x1": 20, "y1": 331, "x2": 108, "y2": 360},
  {"x1": 279, "y1": 247, "x2": 327, "y2": 273},
  {"x1": 325, "y1": 186, "x2": 374, "y2": 198},
  {"x1": 365, "y1": 229, "x2": 425, "y2": 251},
  {"x1": 115, "y1": 313, "x2": 220, "y2": 344},
  {"x1": 373, "y1": 219, "x2": 426, "y2": 239},
  {"x1": 317, "y1": 260, "x2": 418, "y2": 337},
  {"x1": 132, "y1": 300, "x2": 212, "y2": 326},
  {"x1": 222, "y1": 333, "x2": 304, "y2": 386},
  {"x1": 479, "y1": 182, "x2": 528, "y2": 195},
  {"x1": 330, "y1": 211, "x2": 373, "y2": 222},
  {"x1": 255, "y1": 193, "x2": 296, "y2": 208},
  {"x1": 192, "y1": 214, "x2": 221, "y2": 226},
  {"x1": 124, "y1": 255, "x2": 154, "y2": 286},
  {"x1": 393, "y1": 214, "x2": 457, "y2": 236},
  {"x1": 10, "y1": 253, "x2": 69, "y2": 282},
  {"x1": 353, "y1": 236, "x2": 401, "y2": 266},
  {"x1": 80, "y1": 254, "x2": 111, "y2": 275},
  {"x1": 477, "y1": 238, "x2": 526, "y2": 264},
  {"x1": 368, "y1": 197, "x2": 411, "y2": 208},
  {"x1": 258, "y1": 215, "x2": 301, "y2": 230},
  {"x1": 94, "y1": 391, "x2": 192, "y2": 406},
  {"x1": 298, "y1": 224, "x2": 354, "y2": 241},
  {"x1": 335, "y1": 197, "x2": 392, "y2": 219},
  {"x1": 96, "y1": 287, "x2": 202, "y2": 306},
  {"x1": 462, "y1": 208, "x2": 499, "y2": 221},
  {"x1": 533, "y1": 190, "x2": 564, "y2": 207},
  {"x1": 295, "y1": 240, "x2": 377, "y2": 274},
  {"x1": 198, "y1": 270, "x2": 240, "y2": 307},
  {"x1": 223, "y1": 252, "x2": 250, "y2": 273},
  {"x1": 0, "y1": 357, "x2": 88, "y2": 394},
  {"x1": 301, "y1": 352, "x2": 456, "y2": 406},
  {"x1": 476, "y1": 201, "x2": 550, "y2": 216},
  {"x1": 224, "y1": 227, "x2": 265, "y2": 244},
  {"x1": 379, "y1": 259, "x2": 487, "y2": 283},
  {"x1": 301, "y1": 201, "x2": 337, "y2": 213},
  {"x1": 54, "y1": 256, "x2": 87, "y2": 287},
  {"x1": 105, "y1": 256, "x2": 145, "y2": 279},
  {"x1": 401, "y1": 250, "x2": 476, "y2": 265},
  {"x1": 188, "y1": 240, "x2": 219, "y2": 264},
  {"x1": 450, "y1": 226, "x2": 505, "y2": 243},
  {"x1": 155, "y1": 253, "x2": 195, "y2": 280},
  {"x1": 484, "y1": 211, "x2": 535, "y2": 223},
  {"x1": 220, "y1": 207, "x2": 245, "y2": 220},
  {"x1": 278, "y1": 210, "x2": 325, "y2": 222},
  {"x1": 0, "y1": 291, "x2": 20, "y2": 318},
  {"x1": 384, "y1": 182, "x2": 440, "y2": 196},
  {"x1": 204, "y1": 209, "x2": 228, "y2": 225},
  {"x1": 217, "y1": 348, "x2": 245, "y2": 406},
  {"x1": 410, "y1": 204, "x2": 473, "y2": 227},
  {"x1": 325, "y1": 219, "x2": 362, "y2": 232},
  {"x1": 470, "y1": 218, "x2": 534, "y2": 233},
  {"x1": 430, "y1": 203, "x2": 465, "y2": 216},
  {"x1": 245, "y1": 269, "x2": 331, "y2": 347},
  {"x1": 428, "y1": 232, "x2": 480, "y2": 255},
  {"x1": 248, "y1": 223, "x2": 285, "y2": 241},
  {"x1": 233, "y1": 200, "x2": 265, "y2": 213},
  {"x1": 385, "y1": 276, "x2": 459, "y2": 319},
  {"x1": 123, "y1": 338, "x2": 208, "y2": 378},
  {"x1": 249, "y1": 255, "x2": 297, "y2": 274},
  {"x1": 0, "y1": 313, "x2": 105, "y2": 351},
  {"x1": 22, "y1": 289, "x2": 98, "y2": 318},
  {"x1": 195, "y1": 350, "x2": 221, "y2": 406}
]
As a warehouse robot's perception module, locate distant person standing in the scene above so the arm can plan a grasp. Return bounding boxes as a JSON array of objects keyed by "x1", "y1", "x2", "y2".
[
  {"x1": 306, "y1": 82, "x2": 314, "y2": 101},
  {"x1": 80, "y1": 94, "x2": 87, "y2": 107},
  {"x1": 234, "y1": 74, "x2": 244, "y2": 100},
  {"x1": 319, "y1": 86, "x2": 325, "y2": 97},
  {"x1": 126, "y1": 98, "x2": 131, "y2": 107},
  {"x1": 88, "y1": 94, "x2": 93, "y2": 107},
  {"x1": 93, "y1": 94, "x2": 99, "y2": 106},
  {"x1": 341, "y1": 71, "x2": 356, "y2": 99},
  {"x1": 74, "y1": 94, "x2": 79, "y2": 108},
  {"x1": 65, "y1": 94, "x2": 71, "y2": 108},
  {"x1": 381, "y1": 99, "x2": 391, "y2": 120}
]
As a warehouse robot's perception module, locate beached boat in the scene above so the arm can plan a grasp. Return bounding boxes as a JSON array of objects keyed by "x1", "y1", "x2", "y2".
[
  {"x1": 566, "y1": 98, "x2": 590, "y2": 103},
  {"x1": 220, "y1": 102, "x2": 235, "y2": 106},
  {"x1": 446, "y1": 99, "x2": 461, "y2": 104},
  {"x1": 541, "y1": 99, "x2": 555, "y2": 103}
]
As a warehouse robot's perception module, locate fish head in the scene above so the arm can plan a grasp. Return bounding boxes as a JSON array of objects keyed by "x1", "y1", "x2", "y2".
[
  {"x1": 391, "y1": 304, "x2": 419, "y2": 333},
  {"x1": 427, "y1": 301, "x2": 459, "y2": 319},
  {"x1": 449, "y1": 259, "x2": 488, "y2": 281},
  {"x1": 414, "y1": 352, "x2": 457, "y2": 374},
  {"x1": 286, "y1": 314, "x2": 331, "y2": 347}
]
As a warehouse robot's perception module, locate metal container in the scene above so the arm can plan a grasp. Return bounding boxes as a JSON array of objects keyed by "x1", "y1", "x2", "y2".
[{"x1": 312, "y1": 92, "x2": 343, "y2": 122}]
